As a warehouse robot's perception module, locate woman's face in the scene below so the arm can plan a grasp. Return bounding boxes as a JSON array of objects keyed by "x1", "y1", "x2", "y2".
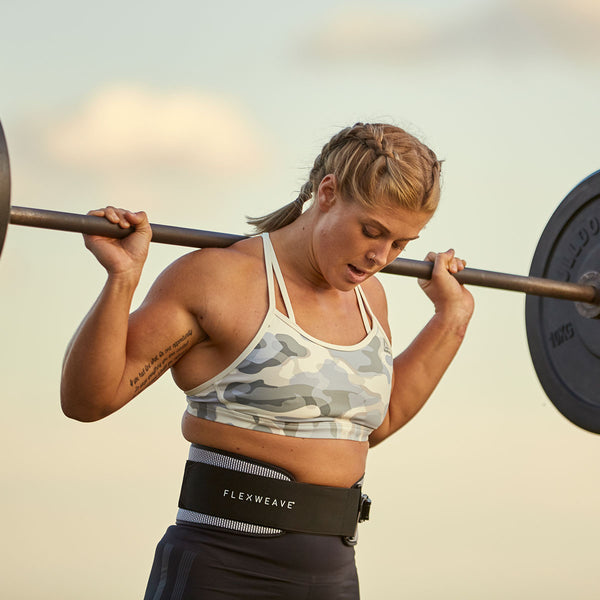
[{"x1": 312, "y1": 179, "x2": 432, "y2": 290}]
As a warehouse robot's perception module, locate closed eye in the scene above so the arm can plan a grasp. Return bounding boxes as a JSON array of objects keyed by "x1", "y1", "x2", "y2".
[
  {"x1": 362, "y1": 222, "x2": 419, "y2": 251},
  {"x1": 362, "y1": 225, "x2": 380, "y2": 239}
]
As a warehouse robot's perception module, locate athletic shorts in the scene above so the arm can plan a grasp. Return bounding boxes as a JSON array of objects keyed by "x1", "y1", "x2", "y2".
[{"x1": 143, "y1": 523, "x2": 360, "y2": 600}]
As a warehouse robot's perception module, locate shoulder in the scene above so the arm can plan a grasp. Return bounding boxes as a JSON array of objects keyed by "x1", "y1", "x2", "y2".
[
  {"x1": 143, "y1": 236, "x2": 267, "y2": 318},
  {"x1": 151, "y1": 236, "x2": 264, "y2": 293}
]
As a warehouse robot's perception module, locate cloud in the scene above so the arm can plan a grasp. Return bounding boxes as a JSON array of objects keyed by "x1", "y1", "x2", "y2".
[
  {"x1": 305, "y1": 0, "x2": 600, "y2": 64},
  {"x1": 43, "y1": 85, "x2": 268, "y2": 174},
  {"x1": 516, "y1": 0, "x2": 600, "y2": 57},
  {"x1": 306, "y1": 5, "x2": 440, "y2": 62}
]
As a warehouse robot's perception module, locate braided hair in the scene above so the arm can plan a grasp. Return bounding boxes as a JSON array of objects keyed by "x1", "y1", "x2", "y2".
[{"x1": 247, "y1": 123, "x2": 442, "y2": 233}]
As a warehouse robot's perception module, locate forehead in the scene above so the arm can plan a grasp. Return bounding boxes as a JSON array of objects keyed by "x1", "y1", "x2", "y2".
[{"x1": 356, "y1": 202, "x2": 432, "y2": 238}]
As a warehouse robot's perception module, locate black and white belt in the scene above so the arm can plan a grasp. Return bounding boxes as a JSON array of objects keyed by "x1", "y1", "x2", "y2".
[{"x1": 176, "y1": 444, "x2": 371, "y2": 542}]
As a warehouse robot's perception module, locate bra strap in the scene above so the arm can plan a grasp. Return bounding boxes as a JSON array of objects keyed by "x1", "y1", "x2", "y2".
[
  {"x1": 355, "y1": 286, "x2": 372, "y2": 333},
  {"x1": 261, "y1": 233, "x2": 277, "y2": 309},
  {"x1": 261, "y1": 233, "x2": 296, "y2": 322}
]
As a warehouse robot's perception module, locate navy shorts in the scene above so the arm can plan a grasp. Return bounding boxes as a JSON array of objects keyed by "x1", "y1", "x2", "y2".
[{"x1": 143, "y1": 523, "x2": 360, "y2": 599}]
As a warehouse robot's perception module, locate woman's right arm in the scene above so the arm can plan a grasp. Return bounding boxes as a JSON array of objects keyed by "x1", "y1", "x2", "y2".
[{"x1": 60, "y1": 207, "x2": 203, "y2": 422}]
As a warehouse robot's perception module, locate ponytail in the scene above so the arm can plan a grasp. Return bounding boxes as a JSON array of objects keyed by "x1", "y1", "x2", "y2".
[{"x1": 247, "y1": 181, "x2": 313, "y2": 234}]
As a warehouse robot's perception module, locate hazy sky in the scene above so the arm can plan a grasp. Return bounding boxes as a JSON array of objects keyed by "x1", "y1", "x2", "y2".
[{"x1": 1, "y1": 1, "x2": 600, "y2": 598}]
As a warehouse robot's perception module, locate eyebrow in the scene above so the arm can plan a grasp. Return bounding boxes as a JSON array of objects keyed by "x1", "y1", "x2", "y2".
[{"x1": 364, "y1": 218, "x2": 420, "y2": 242}]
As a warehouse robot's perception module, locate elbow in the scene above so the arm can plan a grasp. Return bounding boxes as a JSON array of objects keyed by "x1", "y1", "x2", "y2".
[
  {"x1": 368, "y1": 436, "x2": 381, "y2": 449},
  {"x1": 368, "y1": 428, "x2": 391, "y2": 448},
  {"x1": 60, "y1": 390, "x2": 112, "y2": 423},
  {"x1": 61, "y1": 401, "x2": 105, "y2": 422}
]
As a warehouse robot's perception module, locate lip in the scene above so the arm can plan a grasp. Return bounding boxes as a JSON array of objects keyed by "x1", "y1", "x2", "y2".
[{"x1": 346, "y1": 264, "x2": 371, "y2": 283}]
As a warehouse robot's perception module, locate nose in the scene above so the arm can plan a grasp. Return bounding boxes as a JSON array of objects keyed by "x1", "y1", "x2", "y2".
[{"x1": 368, "y1": 242, "x2": 391, "y2": 267}]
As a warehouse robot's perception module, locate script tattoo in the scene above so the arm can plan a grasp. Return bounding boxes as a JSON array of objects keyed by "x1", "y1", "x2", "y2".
[{"x1": 129, "y1": 330, "x2": 193, "y2": 395}]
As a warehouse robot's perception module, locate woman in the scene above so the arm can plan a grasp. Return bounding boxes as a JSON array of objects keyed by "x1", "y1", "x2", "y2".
[{"x1": 61, "y1": 122, "x2": 474, "y2": 599}]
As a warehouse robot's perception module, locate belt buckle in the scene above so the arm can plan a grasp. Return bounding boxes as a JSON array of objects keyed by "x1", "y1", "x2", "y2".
[
  {"x1": 343, "y1": 493, "x2": 372, "y2": 546},
  {"x1": 358, "y1": 493, "x2": 371, "y2": 523}
]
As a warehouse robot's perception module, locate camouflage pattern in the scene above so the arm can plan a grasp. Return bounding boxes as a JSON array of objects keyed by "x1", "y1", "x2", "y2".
[
  {"x1": 185, "y1": 233, "x2": 393, "y2": 442},
  {"x1": 186, "y1": 318, "x2": 393, "y2": 442}
]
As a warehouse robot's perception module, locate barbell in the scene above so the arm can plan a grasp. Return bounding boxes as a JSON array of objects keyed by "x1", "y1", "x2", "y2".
[{"x1": 1, "y1": 120, "x2": 599, "y2": 433}]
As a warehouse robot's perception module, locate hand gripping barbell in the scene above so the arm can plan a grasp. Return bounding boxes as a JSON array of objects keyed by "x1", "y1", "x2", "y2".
[{"x1": 1, "y1": 120, "x2": 599, "y2": 433}]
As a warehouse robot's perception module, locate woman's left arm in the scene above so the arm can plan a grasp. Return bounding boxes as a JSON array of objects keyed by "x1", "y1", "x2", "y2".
[{"x1": 369, "y1": 249, "x2": 474, "y2": 447}]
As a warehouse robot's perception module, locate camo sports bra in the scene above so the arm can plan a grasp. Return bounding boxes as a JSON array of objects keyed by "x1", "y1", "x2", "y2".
[{"x1": 185, "y1": 233, "x2": 393, "y2": 442}]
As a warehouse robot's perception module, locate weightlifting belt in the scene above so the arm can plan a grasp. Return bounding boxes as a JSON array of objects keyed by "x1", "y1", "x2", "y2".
[{"x1": 178, "y1": 456, "x2": 371, "y2": 538}]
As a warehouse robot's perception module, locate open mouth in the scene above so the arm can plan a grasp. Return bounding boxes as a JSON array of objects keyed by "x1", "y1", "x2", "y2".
[
  {"x1": 349, "y1": 264, "x2": 365, "y2": 276},
  {"x1": 348, "y1": 264, "x2": 369, "y2": 279}
]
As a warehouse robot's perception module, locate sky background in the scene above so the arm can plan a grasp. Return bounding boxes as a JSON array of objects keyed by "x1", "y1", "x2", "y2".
[{"x1": 1, "y1": 0, "x2": 600, "y2": 598}]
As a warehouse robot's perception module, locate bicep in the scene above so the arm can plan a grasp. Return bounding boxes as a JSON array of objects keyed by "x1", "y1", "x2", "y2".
[
  {"x1": 122, "y1": 301, "x2": 201, "y2": 397},
  {"x1": 119, "y1": 260, "x2": 206, "y2": 398}
]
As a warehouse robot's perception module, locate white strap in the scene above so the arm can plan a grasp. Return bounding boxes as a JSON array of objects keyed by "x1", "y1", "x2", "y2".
[
  {"x1": 261, "y1": 233, "x2": 276, "y2": 309},
  {"x1": 355, "y1": 286, "x2": 372, "y2": 333},
  {"x1": 262, "y1": 233, "x2": 296, "y2": 322}
]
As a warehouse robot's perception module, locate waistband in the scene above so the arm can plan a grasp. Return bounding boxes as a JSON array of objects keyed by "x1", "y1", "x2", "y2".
[{"x1": 176, "y1": 445, "x2": 371, "y2": 541}]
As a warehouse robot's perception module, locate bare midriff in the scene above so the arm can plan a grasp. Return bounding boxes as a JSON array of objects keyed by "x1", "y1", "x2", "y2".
[{"x1": 181, "y1": 412, "x2": 369, "y2": 488}]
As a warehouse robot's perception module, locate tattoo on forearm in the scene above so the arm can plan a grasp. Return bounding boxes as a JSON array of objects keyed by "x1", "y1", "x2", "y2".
[{"x1": 129, "y1": 330, "x2": 193, "y2": 395}]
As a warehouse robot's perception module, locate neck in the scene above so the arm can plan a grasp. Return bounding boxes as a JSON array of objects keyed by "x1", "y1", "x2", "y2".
[{"x1": 268, "y1": 209, "x2": 333, "y2": 292}]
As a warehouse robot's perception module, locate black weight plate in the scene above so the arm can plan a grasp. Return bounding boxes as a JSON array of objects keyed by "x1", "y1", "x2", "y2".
[
  {"x1": 0, "y1": 120, "x2": 11, "y2": 259},
  {"x1": 526, "y1": 170, "x2": 600, "y2": 433},
  {"x1": 0, "y1": 121, "x2": 10, "y2": 258}
]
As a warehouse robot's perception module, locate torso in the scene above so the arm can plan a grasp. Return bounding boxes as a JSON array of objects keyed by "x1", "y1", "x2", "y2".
[
  {"x1": 168, "y1": 234, "x2": 391, "y2": 487},
  {"x1": 181, "y1": 417, "x2": 369, "y2": 486}
]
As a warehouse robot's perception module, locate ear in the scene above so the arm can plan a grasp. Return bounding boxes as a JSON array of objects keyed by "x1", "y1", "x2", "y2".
[{"x1": 316, "y1": 174, "x2": 338, "y2": 212}]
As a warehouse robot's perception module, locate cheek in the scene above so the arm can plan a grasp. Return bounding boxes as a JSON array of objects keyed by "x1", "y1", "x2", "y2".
[
  {"x1": 314, "y1": 214, "x2": 364, "y2": 264},
  {"x1": 312, "y1": 230, "x2": 340, "y2": 274},
  {"x1": 318, "y1": 221, "x2": 348, "y2": 252}
]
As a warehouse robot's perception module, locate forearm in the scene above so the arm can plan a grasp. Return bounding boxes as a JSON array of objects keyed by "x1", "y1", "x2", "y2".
[{"x1": 60, "y1": 273, "x2": 139, "y2": 421}]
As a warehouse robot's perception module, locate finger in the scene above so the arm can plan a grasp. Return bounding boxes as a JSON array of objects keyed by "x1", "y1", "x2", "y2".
[
  {"x1": 87, "y1": 208, "x2": 107, "y2": 218},
  {"x1": 86, "y1": 206, "x2": 123, "y2": 226},
  {"x1": 448, "y1": 254, "x2": 467, "y2": 272},
  {"x1": 87, "y1": 206, "x2": 139, "y2": 229},
  {"x1": 111, "y1": 206, "x2": 135, "y2": 229},
  {"x1": 423, "y1": 249, "x2": 467, "y2": 276},
  {"x1": 440, "y1": 250, "x2": 467, "y2": 273},
  {"x1": 432, "y1": 249, "x2": 454, "y2": 268},
  {"x1": 447, "y1": 252, "x2": 463, "y2": 274},
  {"x1": 125, "y1": 210, "x2": 149, "y2": 227},
  {"x1": 434, "y1": 249, "x2": 464, "y2": 276}
]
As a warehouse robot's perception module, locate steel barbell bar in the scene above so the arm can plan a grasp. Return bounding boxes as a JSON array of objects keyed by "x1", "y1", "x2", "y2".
[{"x1": 5, "y1": 204, "x2": 600, "y2": 307}]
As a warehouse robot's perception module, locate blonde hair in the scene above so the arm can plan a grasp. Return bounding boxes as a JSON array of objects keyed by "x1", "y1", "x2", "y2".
[{"x1": 247, "y1": 122, "x2": 442, "y2": 233}]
